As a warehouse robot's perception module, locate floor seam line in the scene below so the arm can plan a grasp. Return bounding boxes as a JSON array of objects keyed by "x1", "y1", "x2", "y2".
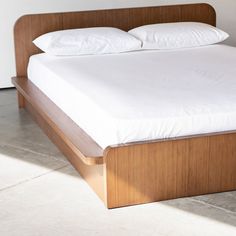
[
  {"x1": 1, "y1": 143, "x2": 68, "y2": 164},
  {"x1": 189, "y1": 198, "x2": 236, "y2": 215},
  {"x1": 0, "y1": 164, "x2": 70, "y2": 193}
]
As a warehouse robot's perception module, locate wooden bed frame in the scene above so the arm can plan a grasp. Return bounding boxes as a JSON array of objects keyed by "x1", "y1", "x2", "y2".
[{"x1": 12, "y1": 3, "x2": 236, "y2": 209}]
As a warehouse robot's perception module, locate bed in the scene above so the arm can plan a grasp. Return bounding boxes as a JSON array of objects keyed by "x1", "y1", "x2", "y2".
[{"x1": 12, "y1": 3, "x2": 236, "y2": 208}]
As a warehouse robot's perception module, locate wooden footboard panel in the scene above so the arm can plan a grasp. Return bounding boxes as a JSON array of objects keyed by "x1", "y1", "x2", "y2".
[{"x1": 105, "y1": 135, "x2": 236, "y2": 208}]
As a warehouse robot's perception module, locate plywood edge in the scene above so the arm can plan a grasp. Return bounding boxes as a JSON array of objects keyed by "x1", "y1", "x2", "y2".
[{"x1": 12, "y1": 77, "x2": 104, "y2": 165}]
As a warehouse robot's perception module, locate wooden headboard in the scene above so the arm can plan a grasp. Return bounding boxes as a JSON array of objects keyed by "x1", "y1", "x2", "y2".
[{"x1": 14, "y1": 3, "x2": 216, "y2": 77}]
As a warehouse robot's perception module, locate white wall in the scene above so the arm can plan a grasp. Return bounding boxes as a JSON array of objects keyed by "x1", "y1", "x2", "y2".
[{"x1": 1, "y1": 0, "x2": 236, "y2": 88}]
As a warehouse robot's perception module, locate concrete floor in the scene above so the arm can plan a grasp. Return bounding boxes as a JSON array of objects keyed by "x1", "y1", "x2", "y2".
[{"x1": 0, "y1": 89, "x2": 236, "y2": 236}]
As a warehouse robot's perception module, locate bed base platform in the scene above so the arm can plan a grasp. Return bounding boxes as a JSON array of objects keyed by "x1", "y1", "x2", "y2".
[
  {"x1": 13, "y1": 77, "x2": 236, "y2": 208},
  {"x1": 12, "y1": 3, "x2": 236, "y2": 208}
]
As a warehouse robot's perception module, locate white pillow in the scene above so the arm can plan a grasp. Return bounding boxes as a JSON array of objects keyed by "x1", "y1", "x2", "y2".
[
  {"x1": 33, "y1": 27, "x2": 142, "y2": 56},
  {"x1": 129, "y1": 22, "x2": 229, "y2": 50}
]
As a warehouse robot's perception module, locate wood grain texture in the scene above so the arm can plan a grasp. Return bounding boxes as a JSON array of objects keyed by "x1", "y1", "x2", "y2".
[
  {"x1": 105, "y1": 135, "x2": 236, "y2": 208},
  {"x1": 12, "y1": 77, "x2": 104, "y2": 165},
  {"x1": 14, "y1": 3, "x2": 216, "y2": 77}
]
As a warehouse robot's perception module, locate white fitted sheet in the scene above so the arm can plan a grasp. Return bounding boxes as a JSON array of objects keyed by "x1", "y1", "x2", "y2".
[{"x1": 28, "y1": 45, "x2": 236, "y2": 149}]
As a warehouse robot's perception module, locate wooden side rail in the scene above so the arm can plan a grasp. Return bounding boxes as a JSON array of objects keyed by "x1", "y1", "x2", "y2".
[{"x1": 12, "y1": 77, "x2": 104, "y2": 165}]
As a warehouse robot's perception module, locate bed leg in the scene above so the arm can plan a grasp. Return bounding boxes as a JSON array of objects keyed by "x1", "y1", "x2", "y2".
[{"x1": 17, "y1": 91, "x2": 25, "y2": 109}]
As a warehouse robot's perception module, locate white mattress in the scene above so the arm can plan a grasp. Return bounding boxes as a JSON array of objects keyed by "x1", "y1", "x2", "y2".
[{"x1": 28, "y1": 44, "x2": 236, "y2": 149}]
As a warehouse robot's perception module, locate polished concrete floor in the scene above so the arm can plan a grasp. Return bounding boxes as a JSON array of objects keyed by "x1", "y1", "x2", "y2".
[{"x1": 0, "y1": 89, "x2": 236, "y2": 236}]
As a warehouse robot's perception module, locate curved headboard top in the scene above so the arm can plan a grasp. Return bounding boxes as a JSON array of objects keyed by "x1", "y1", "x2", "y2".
[{"x1": 14, "y1": 3, "x2": 216, "y2": 77}]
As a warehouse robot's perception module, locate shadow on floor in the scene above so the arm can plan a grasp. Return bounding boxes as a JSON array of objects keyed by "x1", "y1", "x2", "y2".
[
  {"x1": 1, "y1": 89, "x2": 236, "y2": 229},
  {"x1": 160, "y1": 192, "x2": 236, "y2": 227}
]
